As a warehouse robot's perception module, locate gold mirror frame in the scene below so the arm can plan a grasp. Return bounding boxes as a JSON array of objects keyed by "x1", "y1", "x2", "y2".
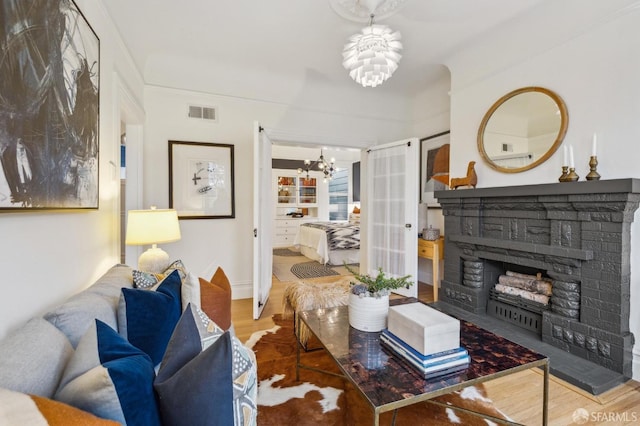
[{"x1": 477, "y1": 86, "x2": 568, "y2": 173}]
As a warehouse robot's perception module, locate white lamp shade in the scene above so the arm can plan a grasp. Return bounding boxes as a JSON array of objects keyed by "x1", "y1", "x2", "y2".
[{"x1": 125, "y1": 209, "x2": 181, "y2": 246}]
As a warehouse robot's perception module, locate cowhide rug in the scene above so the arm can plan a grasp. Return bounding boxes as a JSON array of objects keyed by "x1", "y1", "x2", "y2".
[{"x1": 246, "y1": 314, "x2": 512, "y2": 426}]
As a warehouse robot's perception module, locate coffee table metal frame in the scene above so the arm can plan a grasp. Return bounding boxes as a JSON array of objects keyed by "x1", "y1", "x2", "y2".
[{"x1": 296, "y1": 302, "x2": 549, "y2": 426}]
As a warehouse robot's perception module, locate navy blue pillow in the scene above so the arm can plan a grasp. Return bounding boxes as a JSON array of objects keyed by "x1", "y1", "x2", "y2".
[
  {"x1": 154, "y1": 305, "x2": 234, "y2": 426},
  {"x1": 55, "y1": 320, "x2": 161, "y2": 426},
  {"x1": 119, "y1": 269, "x2": 182, "y2": 365}
]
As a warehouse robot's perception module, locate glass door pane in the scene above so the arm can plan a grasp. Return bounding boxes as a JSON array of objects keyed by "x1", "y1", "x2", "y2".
[
  {"x1": 277, "y1": 176, "x2": 296, "y2": 204},
  {"x1": 298, "y1": 177, "x2": 317, "y2": 204}
]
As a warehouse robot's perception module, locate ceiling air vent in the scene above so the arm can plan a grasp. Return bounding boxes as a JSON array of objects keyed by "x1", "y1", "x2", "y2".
[{"x1": 188, "y1": 105, "x2": 217, "y2": 122}]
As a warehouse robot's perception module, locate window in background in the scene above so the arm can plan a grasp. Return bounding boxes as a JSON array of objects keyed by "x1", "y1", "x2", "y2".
[
  {"x1": 328, "y1": 168, "x2": 348, "y2": 221},
  {"x1": 352, "y1": 161, "x2": 360, "y2": 202}
]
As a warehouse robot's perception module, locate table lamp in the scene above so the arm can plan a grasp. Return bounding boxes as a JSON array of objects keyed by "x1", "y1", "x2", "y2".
[{"x1": 125, "y1": 207, "x2": 181, "y2": 273}]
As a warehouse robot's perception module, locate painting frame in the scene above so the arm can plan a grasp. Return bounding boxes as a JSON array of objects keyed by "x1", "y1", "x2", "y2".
[
  {"x1": 420, "y1": 131, "x2": 450, "y2": 207},
  {"x1": 169, "y1": 141, "x2": 235, "y2": 219},
  {"x1": 0, "y1": 0, "x2": 100, "y2": 211}
]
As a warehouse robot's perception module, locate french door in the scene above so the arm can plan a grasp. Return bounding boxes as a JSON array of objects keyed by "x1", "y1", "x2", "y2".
[
  {"x1": 252, "y1": 122, "x2": 273, "y2": 319},
  {"x1": 365, "y1": 138, "x2": 419, "y2": 298}
]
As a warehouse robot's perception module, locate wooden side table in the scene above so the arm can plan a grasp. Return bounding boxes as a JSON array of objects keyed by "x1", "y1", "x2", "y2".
[{"x1": 417, "y1": 237, "x2": 444, "y2": 301}]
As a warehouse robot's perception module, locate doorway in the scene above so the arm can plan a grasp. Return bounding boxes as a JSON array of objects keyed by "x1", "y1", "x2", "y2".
[
  {"x1": 115, "y1": 74, "x2": 144, "y2": 266},
  {"x1": 270, "y1": 143, "x2": 362, "y2": 283}
]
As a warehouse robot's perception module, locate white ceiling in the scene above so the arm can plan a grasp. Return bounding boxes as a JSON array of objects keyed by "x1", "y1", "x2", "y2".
[{"x1": 102, "y1": 0, "x2": 547, "y2": 96}]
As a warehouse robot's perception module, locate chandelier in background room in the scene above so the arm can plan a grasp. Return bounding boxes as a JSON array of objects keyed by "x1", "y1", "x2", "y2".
[
  {"x1": 336, "y1": 0, "x2": 405, "y2": 88},
  {"x1": 297, "y1": 150, "x2": 337, "y2": 182}
]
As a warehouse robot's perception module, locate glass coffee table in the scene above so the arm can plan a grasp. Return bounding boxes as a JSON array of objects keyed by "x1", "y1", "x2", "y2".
[{"x1": 297, "y1": 300, "x2": 549, "y2": 425}]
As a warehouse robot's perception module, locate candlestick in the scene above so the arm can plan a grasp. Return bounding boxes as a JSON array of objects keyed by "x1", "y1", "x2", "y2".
[
  {"x1": 569, "y1": 145, "x2": 574, "y2": 168},
  {"x1": 586, "y1": 155, "x2": 601, "y2": 181},
  {"x1": 566, "y1": 167, "x2": 579, "y2": 182},
  {"x1": 592, "y1": 133, "x2": 597, "y2": 157},
  {"x1": 559, "y1": 166, "x2": 569, "y2": 182}
]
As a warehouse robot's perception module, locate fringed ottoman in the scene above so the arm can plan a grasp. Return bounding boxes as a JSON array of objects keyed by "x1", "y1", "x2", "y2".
[{"x1": 282, "y1": 277, "x2": 351, "y2": 350}]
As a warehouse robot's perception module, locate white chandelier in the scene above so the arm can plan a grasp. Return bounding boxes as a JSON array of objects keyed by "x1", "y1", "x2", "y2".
[{"x1": 342, "y1": 16, "x2": 402, "y2": 88}]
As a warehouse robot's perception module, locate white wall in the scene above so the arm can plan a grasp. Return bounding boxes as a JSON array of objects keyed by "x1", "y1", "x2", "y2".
[
  {"x1": 410, "y1": 75, "x2": 451, "y2": 286},
  {"x1": 446, "y1": 4, "x2": 640, "y2": 379},
  {"x1": 0, "y1": 0, "x2": 144, "y2": 339},
  {"x1": 142, "y1": 85, "x2": 414, "y2": 298}
]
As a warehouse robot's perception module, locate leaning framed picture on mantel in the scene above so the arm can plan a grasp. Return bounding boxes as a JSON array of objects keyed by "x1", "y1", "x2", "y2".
[
  {"x1": 420, "y1": 131, "x2": 450, "y2": 207},
  {"x1": 169, "y1": 141, "x2": 235, "y2": 219}
]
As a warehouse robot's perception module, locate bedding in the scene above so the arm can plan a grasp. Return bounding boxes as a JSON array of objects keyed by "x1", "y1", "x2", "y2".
[{"x1": 294, "y1": 222, "x2": 360, "y2": 265}]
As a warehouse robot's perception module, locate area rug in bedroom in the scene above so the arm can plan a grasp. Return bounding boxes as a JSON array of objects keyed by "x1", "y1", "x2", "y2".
[
  {"x1": 273, "y1": 247, "x2": 304, "y2": 257},
  {"x1": 272, "y1": 252, "x2": 356, "y2": 281},
  {"x1": 247, "y1": 314, "x2": 511, "y2": 426}
]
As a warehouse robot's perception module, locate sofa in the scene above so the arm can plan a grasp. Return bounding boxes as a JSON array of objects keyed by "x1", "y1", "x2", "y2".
[{"x1": 0, "y1": 263, "x2": 258, "y2": 425}]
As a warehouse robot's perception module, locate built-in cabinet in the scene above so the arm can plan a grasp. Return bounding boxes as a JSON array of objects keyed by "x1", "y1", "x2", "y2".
[
  {"x1": 273, "y1": 217, "x2": 317, "y2": 247},
  {"x1": 275, "y1": 175, "x2": 318, "y2": 206},
  {"x1": 272, "y1": 169, "x2": 328, "y2": 248}
]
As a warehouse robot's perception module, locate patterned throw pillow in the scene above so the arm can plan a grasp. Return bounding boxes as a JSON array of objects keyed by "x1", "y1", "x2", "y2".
[
  {"x1": 117, "y1": 270, "x2": 182, "y2": 365},
  {"x1": 132, "y1": 269, "x2": 165, "y2": 289},
  {"x1": 133, "y1": 259, "x2": 188, "y2": 289},
  {"x1": 54, "y1": 320, "x2": 161, "y2": 426},
  {"x1": 133, "y1": 268, "x2": 200, "y2": 313},
  {"x1": 154, "y1": 304, "x2": 257, "y2": 426}
]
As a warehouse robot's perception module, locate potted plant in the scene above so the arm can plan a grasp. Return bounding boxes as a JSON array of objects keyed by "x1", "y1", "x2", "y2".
[{"x1": 345, "y1": 265, "x2": 413, "y2": 332}]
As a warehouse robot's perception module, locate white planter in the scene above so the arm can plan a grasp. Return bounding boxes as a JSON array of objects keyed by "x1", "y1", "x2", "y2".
[{"x1": 348, "y1": 292, "x2": 390, "y2": 332}]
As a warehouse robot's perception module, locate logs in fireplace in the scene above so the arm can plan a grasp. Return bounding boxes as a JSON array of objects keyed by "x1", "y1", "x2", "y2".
[
  {"x1": 495, "y1": 271, "x2": 552, "y2": 305},
  {"x1": 486, "y1": 269, "x2": 551, "y2": 334}
]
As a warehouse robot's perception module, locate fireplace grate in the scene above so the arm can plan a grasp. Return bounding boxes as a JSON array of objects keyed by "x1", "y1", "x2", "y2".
[
  {"x1": 487, "y1": 298, "x2": 543, "y2": 334},
  {"x1": 489, "y1": 289, "x2": 549, "y2": 314}
]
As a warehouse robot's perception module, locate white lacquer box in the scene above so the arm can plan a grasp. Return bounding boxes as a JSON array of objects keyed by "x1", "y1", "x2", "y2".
[{"x1": 387, "y1": 303, "x2": 460, "y2": 356}]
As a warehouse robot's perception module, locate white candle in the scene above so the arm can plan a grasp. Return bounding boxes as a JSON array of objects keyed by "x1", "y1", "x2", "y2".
[
  {"x1": 569, "y1": 145, "x2": 574, "y2": 168},
  {"x1": 592, "y1": 133, "x2": 597, "y2": 157},
  {"x1": 563, "y1": 145, "x2": 568, "y2": 166}
]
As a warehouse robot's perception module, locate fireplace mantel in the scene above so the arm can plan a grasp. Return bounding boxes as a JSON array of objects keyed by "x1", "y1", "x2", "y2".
[
  {"x1": 435, "y1": 178, "x2": 640, "y2": 394},
  {"x1": 436, "y1": 178, "x2": 640, "y2": 200}
]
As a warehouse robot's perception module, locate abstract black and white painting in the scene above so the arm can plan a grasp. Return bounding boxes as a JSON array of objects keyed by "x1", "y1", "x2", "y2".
[
  {"x1": 169, "y1": 141, "x2": 235, "y2": 219},
  {"x1": 0, "y1": 0, "x2": 100, "y2": 210}
]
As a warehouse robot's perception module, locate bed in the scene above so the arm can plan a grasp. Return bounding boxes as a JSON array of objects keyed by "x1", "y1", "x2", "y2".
[{"x1": 294, "y1": 221, "x2": 360, "y2": 265}]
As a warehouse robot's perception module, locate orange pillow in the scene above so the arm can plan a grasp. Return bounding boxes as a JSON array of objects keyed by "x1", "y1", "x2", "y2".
[
  {"x1": 199, "y1": 267, "x2": 232, "y2": 330},
  {"x1": 0, "y1": 389, "x2": 119, "y2": 425},
  {"x1": 353, "y1": 206, "x2": 360, "y2": 214}
]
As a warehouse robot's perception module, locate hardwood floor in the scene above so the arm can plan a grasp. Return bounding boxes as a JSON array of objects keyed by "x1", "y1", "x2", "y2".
[{"x1": 231, "y1": 276, "x2": 640, "y2": 425}]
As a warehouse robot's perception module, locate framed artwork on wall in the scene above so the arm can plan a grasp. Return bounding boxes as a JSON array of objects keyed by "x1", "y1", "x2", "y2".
[
  {"x1": 0, "y1": 0, "x2": 100, "y2": 210},
  {"x1": 169, "y1": 141, "x2": 235, "y2": 219},
  {"x1": 420, "y1": 131, "x2": 450, "y2": 207}
]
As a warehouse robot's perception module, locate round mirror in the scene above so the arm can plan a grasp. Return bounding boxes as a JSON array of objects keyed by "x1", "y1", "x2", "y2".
[{"x1": 477, "y1": 87, "x2": 568, "y2": 173}]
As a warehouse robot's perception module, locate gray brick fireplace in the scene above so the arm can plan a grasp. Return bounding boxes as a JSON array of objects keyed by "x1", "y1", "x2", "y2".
[{"x1": 434, "y1": 179, "x2": 640, "y2": 394}]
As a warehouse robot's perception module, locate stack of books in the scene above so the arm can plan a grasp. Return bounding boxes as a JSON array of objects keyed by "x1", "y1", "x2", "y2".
[
  {"x1": 382, "y1": 303, "x2": 470, "y2": 378},
  {"x1": 380, "y1": 329, "x2": 470, "y2": 378}
]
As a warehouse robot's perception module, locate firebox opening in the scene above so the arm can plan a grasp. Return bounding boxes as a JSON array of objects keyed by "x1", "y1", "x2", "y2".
[{"x1": 483, "y1": 260, "x2": 552, "y2": 336}]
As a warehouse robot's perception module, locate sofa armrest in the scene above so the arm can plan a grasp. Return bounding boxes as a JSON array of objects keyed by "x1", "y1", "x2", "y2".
[{"x1": 0, "y1": 318, "x2": 73, "y2": 398}]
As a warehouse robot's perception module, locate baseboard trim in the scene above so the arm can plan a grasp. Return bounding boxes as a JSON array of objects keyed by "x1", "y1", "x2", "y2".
[{"x1": 232, "y1": 280, "x2": 253, "y2": 300}]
